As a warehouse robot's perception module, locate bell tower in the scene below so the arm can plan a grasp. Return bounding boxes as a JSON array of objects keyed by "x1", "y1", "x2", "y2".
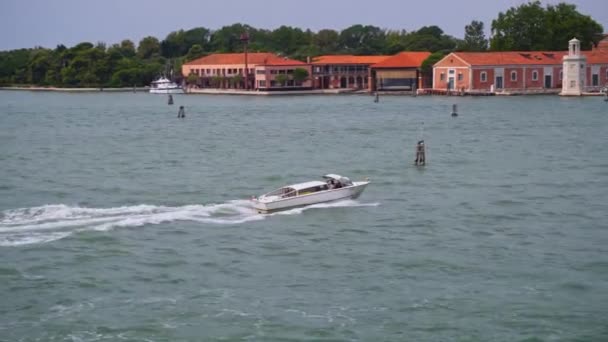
[{"x1": 560, "y1": 38, "x2": 587, "y2": 96}]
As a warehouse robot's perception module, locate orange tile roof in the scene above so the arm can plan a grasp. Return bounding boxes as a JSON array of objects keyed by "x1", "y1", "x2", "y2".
[
  {"x1": 372, "y1": 51, "x2": 431, "y2": 68},
  {"x1": 451, "y1": 51, "x2": 567, "y2": 66},
  {"x1": 312, "y1": 55, "x2": 390, "y2": 65},
  {"x1": 184, "y1": 52, "x2": 303, "y2": 66},
  {"x1": 584, "y1": 50, "x2": 608, "y2": 64},
  {"x1": 450, "y1": 50, "x2": 608, "y2": 66},
  {"x1": 262, "y1": 58, "x2": 307, "y2": 66},
  {"x1": 593, "y1": 34, "x2": 608, "y2": 51}
]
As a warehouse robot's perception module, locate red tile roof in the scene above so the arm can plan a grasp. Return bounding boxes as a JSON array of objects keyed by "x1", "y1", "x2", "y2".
[
  {"x1": 593, "y1": 34, "x2": 608, "y2": 51},
  {"x1": 448, "y1": 50, "x2": 608, "y2": 66},
  {"x1": 184, "y1": 52, "x2": 303, "y2": 66},
  {"x1": 451, "y1": 51, "x2": 567, "y2": 65},
  {"x1": 312, "y1": 55, "x2": 390, "y2": 65},
  {"x1": 372, "y1": 51, "x2": 431, "y2": 68}
]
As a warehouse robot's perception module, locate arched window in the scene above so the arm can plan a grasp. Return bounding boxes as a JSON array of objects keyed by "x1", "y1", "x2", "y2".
[
  {"x1": 532, "y1": 71, "x2": 538, "y2": 81},
  {"x1": 511, "y1": 71, "x2": 517, "y2": 81}
]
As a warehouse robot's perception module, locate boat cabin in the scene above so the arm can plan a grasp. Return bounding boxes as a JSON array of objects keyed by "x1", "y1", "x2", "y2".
[
  {"x1": 263, "y1": 181, "x2": 329, "y2": 200},
  {"x1": 258, "y1": 175, "x2": 354, "y2": 201}
]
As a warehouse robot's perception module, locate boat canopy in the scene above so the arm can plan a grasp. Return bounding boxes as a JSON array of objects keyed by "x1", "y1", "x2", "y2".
[
  {"x1": 323, "y1": 174, "x2": 352, "y2": 185},
  {"x1": 290, "y1": 181, "x2": 327, "y2": 191}
]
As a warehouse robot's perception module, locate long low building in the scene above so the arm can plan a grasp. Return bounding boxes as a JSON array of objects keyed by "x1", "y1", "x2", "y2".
[
  {"x1": 182, "y1": 52, "x2": 312, "y2": 91},
  {"x1": 183, "y1": 52, "x2": 432, "y2": 92},
  {"x1": 433, "y1": 37, "x2": 608, "y2": 94},
  {"x1": 310, "y1": 55, "x2": 390, "y2": 90},
  {"x1": 371, "y1": 51, "x2": 431, "y2": 91}
]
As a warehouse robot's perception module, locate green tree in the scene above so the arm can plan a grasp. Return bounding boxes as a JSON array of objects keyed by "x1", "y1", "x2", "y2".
[
  {"x1": 384, "y1": 30, "x2": 408, "y2": 54},
  {"x1": 187, "y1": 73, "x2": 198, "y2": 84},
  {"x1": 275, "y1": 74, "x2": 288, "y2": 86},
  {"x1": 211, "y1": 75, "x2": 223, "y2": 88},
  {"x1": 232, "y1": 74, "x2": 243, "y2": 88},
  {"x1": 137, "y1": 36, "x2": 161, "y2": 59},
  {"x1": 314, "y1": 29, "x2": 340, "y2": 54},
  {"x1": 338, "y1": 25, "x2": 386, "y2": 54},
  {"x1": 544, "y1": 2, "x2": 604, "y2": 50},
  {"x1": 402, "y1": 26, "x2": 459, "y2": 53},
  {"x1": 185, "y1": 44, "x2": 204, "y2": 61},
  {"x1": 490, "y1": 1, "x2": 603, "y2": 50},
  {"x1": 27, "y1": 48, "x2": 52, "y2": 85},
  {"x1": 270, "y1": 26, "x2": 311, "y2": 56},
  {"x1": 119, "y1": 40, "x2": 136, "y2": 57},
  {"x1": 208, "y1": 24, "x2": 255, "y2": 53},
  {"x1": 421, "y1": 52, "x2": 445, "y2": 74},
  {"x1": 459, "y1": 20, "x2": 488, "y2": 51},
  {"x1": 292, "y1": 68, "x2": 309, "y2": 84}
]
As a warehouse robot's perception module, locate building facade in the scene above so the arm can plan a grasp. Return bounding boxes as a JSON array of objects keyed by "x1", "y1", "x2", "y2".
[
  {"x1": 182, "y1": 53, "x2": 311, "y2": 91},
  {"x1": 310, "y1": 55, "x2": 389, "y2": 90},
  {"x1": 433, "y1": 38, "x2": 608, "y2": 94},
  {"x1": 370, "y1": 52, "x2": 431, "y2": 91}
]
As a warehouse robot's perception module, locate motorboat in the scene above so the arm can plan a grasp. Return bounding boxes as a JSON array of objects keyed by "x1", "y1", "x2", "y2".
[
  {"x1": 149, "y1": 76, "x2": 183, "y2": 94},
  {"x1": 251, "y1": 174, "x2": 370, "y2": 213}
]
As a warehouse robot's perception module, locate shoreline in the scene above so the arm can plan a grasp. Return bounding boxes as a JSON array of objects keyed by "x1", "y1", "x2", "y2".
[
  {"x1": 0, "y1": 86, "x2": 149, "y2": 92},
  {"x1": 1, "y1": 86, "x2": 605, "y2": 97}
]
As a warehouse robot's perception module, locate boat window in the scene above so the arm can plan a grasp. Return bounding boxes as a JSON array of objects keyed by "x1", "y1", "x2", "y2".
[{"x1": 297, "y1": 185, "x2": 327, "y2": 195}]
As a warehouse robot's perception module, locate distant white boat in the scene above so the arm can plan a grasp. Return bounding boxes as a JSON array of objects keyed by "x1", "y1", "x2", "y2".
[
  {"x1": 149, "y1": 76, "x2": 183, "y2": 94},
  {"x1": 251, "y1": 174, "x2": 370, "y2": 213}
]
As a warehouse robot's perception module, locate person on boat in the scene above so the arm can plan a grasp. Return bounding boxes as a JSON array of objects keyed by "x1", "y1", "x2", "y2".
[{"x1": 415, "y1": 140, "x2": 426, "y2": 165}]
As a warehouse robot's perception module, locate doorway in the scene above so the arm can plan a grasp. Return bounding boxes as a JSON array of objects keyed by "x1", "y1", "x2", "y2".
[
  {"x1": 495, "y1": 76, "x2": 503, "y2": 89},
  {"x1": 544, "y1": 75, "x2": 552, "y2": 88}
]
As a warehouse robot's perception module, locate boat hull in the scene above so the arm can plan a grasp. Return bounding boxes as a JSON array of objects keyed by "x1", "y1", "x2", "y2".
[
  {"x1": 252, "y1": 181, "x2": 369, "y2": 213},
  {"x1": 150, "y1": 88, "x2": 184, "y2": 94}
]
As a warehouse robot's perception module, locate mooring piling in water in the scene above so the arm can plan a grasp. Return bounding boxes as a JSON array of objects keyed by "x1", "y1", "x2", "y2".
[
  {"x1": 451, "y1": 104, "x2": 458, "y2": 117},
  {"x1": 178, "y1": 105, "x2": 185, "y2": 118},
  {"x1": 168, "y1": 94, "x2": 174, "y2": 105},
  {"x1": 414, "y1": 140, "x2": 426, "y2": 166}
]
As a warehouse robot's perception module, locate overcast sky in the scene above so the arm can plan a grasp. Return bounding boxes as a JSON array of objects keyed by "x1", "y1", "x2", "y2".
[{"x1": 1, "y1": 0, "x2": 606, "y2": 50}]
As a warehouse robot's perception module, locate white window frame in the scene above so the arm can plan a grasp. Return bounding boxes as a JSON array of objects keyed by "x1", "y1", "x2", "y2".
[
  {"x1": 511, "y1": 71, "x2": 517, "y2": 81},
  {"x1": 480, "y1": 71, "x2": 487, "y2": 82},
  {"x1": 532, "y1": 70, "x2": 538, "y2": 81}
]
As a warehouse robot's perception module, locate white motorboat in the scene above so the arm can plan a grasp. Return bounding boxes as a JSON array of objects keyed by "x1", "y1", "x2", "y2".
[
  {"x1": 149, "y1": 76, "x2": 183, "y2": 94},
  {"x1": 251, "y1": 174, "x2": 370, "y2": 213}
]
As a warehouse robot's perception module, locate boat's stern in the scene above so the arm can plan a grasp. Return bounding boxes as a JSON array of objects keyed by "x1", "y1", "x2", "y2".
[{"x1": 250, "y1": 197, "x2": 271, "y2": 214}]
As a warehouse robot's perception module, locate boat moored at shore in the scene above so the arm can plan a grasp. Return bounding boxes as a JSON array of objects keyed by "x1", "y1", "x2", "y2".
[{"x1": 149, "y1": 76, "x2": 183, "y2": 94}]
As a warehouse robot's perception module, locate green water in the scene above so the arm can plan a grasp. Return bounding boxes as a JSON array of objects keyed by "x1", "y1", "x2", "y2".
[{"x1": 1, "y1": 91, "x2": 607, "y2": 341}]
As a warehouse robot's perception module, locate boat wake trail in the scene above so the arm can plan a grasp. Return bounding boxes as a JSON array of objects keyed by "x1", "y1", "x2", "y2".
[{"x1": 0, "y1": 200, "x2": 378, "y2": 246}]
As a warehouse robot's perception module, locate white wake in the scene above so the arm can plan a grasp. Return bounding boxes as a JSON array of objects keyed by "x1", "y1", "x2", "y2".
[{"x1": 0, "y1": 199, "x2": 378, "y2": 246}]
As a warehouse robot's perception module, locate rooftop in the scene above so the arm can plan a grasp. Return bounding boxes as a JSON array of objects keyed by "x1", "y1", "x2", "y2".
[
  {"x1": 443, "y1": 50, "x2": 608, "y2": 66},
  {"x1": 372, "y1": 51, "x2": 431, "y2": 68},
  {"x1": 312, "y1": 55, "x2": 390, "y2": 65},
  {"x1": 184, "y1": 52, "x2": 304, "y2": 66}
]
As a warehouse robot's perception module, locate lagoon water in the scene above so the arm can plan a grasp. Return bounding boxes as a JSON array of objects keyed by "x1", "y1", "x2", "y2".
[{"x1": 1, "y1": 91, "x2": 607, "y2": 341}]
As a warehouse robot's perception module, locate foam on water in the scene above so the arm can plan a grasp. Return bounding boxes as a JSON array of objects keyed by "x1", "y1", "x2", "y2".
[{"x1": 0, "y1": 199, "x2": 377, "y2": 246}]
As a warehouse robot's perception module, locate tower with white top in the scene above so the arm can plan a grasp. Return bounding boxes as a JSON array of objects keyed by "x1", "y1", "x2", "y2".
[{"x1": 560, "y1": 38, "x2": 587, "y2": 96}]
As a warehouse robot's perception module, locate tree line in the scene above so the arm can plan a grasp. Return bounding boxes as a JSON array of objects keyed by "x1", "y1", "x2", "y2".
[{"x1": 0, "y1": 1, "x2": 602, "y2": 88}]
